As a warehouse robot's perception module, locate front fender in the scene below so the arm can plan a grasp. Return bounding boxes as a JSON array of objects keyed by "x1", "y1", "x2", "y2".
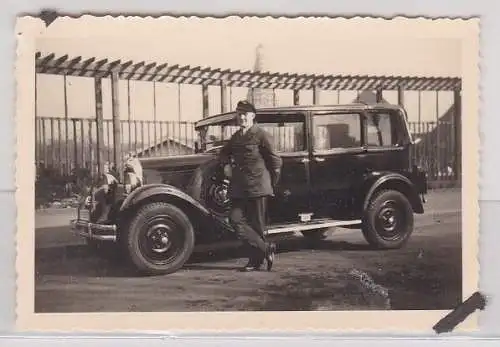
[
  {"x1": 119, "y1": 183, "x2": 211, "y2": 217},
  {"x1": 362, "y1": 172, "x2": 424, "y2": 214}
]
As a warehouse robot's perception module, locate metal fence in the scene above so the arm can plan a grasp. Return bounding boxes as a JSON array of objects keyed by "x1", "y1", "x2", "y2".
[{"x1": 35, "y1": 116, "x2": 458, "y2": 183}]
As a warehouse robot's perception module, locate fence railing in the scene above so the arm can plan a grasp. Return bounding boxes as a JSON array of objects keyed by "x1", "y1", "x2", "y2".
[
  {"x1": 35, "y1": 117, "x2": 459, "y2": 183},
  {"x1": 35, "y1": 117, "x2": 197, "y2": 177},
  {"x1": 408, "y1": 121, "x2": 457, "y2": 182}
]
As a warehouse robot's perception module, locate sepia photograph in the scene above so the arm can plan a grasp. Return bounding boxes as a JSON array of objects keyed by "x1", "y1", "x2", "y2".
[{"x1": 15, "y1": 15, "x2": 479, "y2": 332}]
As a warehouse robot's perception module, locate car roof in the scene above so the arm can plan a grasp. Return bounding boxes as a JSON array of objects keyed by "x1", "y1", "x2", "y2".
[{"x1": 194, "y1": 102, "x2": 404, "y2": 129}]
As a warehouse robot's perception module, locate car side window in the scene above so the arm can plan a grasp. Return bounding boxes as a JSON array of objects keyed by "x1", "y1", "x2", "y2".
[
  {"x1": 259, "y1": 122, "x2": 306, "y2": 153},
  {"x1": 365, "y1": 112, "x2": 403, "y2": 147},
  {"x1": 312, "y1": 113, "x2": 362, "y2": 151},
  {"x1": 256, "y1": 113, "x2": 307, "y2": 153}
]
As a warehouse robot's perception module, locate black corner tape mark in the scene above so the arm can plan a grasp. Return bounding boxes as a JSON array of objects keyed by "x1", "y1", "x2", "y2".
[
  {"x1": 39, "y1": 10, "x2": 59, "y2": 27},
  {"x1": 433, "y1": 291, "x2": 486, "y2": 334}
]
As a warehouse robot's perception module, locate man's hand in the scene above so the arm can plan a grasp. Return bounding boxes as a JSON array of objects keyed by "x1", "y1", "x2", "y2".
[
  {"x1": 270, "y1": 168, "x2": 281, "y2": 197},
  {"x1": 271, "y1": 168, "x2": 281, "y2": 188}
]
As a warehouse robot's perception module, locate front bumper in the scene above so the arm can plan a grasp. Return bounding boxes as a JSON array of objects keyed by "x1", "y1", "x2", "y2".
[
  {"x1": 70, "y1": 216, "x2": 118, "y2": 242},
  {"x1": 71, "y1": 186, "x2": 120, "y2": 242}
]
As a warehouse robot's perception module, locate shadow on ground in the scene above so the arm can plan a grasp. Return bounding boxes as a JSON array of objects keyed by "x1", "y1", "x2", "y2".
[
  {"x1": 243, "y1": 272, "x2": 392, "y2": 311},
  {"x1": 35, "y1": 235, "x2": 375, "y2": 278}
]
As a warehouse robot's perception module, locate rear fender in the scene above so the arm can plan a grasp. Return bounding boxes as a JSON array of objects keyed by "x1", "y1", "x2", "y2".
[{"x1": 362, "y1": 173, "x2": 424, "y2": 214}]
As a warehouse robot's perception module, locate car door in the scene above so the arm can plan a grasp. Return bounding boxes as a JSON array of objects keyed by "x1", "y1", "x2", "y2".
[
  {"x1": 307, "y1": 110, "x2": 366, "y2": 219},
  {"x1": 256, "y1": 112, "x2": 312, "y2": 224}
]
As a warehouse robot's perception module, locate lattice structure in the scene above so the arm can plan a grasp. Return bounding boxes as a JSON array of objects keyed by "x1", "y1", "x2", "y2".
[{"x1": 35, "y1": 52, "x2": 462, "y2": 92}]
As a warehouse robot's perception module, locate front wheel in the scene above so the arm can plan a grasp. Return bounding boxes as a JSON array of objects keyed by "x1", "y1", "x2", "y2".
[
  {"x1": 124, "y1": 202, "x2": 195, "y2": 275},
  {"x1": 361, "y1": 189, "x2": 414, "y2": 249}
]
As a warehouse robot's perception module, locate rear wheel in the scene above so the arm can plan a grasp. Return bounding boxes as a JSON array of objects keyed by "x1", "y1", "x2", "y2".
[
  {"x1": 361, "y1": 189, "x2": 414, "y2": 249},
  {"x1": 124, "y1": 202, "x2": 195, "y2": 275}
]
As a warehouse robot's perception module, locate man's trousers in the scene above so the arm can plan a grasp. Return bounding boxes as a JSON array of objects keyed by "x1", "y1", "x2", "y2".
[{"x1": 229, "y1": 196, "x2": 268, "y2": 262}]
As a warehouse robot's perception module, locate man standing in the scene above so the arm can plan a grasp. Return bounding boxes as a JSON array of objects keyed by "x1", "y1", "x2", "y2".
[{"x1": 219, "y1": 100, "x2": 283, "y2": 272}]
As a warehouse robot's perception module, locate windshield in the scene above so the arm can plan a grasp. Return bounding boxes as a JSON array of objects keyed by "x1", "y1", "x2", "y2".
[
  {"x1": 205, "y1": 124, "x2": 240, "y2": 148},
  {"x1": 198, "y1": 112, "x2": 307, "y2": 153}
]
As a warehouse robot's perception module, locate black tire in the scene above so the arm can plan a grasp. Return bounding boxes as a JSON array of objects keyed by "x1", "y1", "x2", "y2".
[
  {"x1": 361, "y1": 189, "x2": 414, "y2": 249},
  {"x1": 124, "y1": 202, "x2": 195, "y2": 275}
]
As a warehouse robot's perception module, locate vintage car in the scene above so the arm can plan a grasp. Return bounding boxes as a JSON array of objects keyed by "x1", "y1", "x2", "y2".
[{"x1": 70, "y1": 103, "x2": 428, "y2": 275}]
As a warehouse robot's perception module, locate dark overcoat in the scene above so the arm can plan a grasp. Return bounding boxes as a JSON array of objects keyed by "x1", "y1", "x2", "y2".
[{"x1": 219, "y1": 124, "x2": 282, "y2": 199}]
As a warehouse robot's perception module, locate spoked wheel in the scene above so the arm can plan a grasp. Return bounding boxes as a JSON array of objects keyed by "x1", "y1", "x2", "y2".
[
  {"x1": 362, "y1": 189, "x2": 414, "y2": 249},
  {"x1": 125, "y1": 202, "x2": 195, "y2": 275},
  {"x1": 187, "y1": 158, "x2": 232, "y2": 219},
  {"x1": 203, "y1": 177, "x2": 231, "y2": 218}
]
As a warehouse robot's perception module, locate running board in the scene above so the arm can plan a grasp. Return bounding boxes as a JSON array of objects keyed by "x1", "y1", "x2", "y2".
[{"x1": 266, "y1": 219, "x2": 362, "y2": 235}]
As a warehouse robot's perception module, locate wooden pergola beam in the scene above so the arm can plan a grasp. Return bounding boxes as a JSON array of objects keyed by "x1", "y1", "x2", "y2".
[{"x1": 35, "y1": 51, "x2": 462, "y2": 92}]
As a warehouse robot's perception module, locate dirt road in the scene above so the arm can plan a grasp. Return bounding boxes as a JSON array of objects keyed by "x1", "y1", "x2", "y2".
[{"x1": 35, "y1": 210, "x2": 462, "y2": 313}]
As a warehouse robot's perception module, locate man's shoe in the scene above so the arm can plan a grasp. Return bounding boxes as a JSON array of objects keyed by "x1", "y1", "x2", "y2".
[{"x1": 239, "y1": 259, "x2": 262, "y2": 272}]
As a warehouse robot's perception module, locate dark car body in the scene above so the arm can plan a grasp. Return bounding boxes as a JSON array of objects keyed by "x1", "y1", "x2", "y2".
[{"x1": 70, "y1": 103, "x2": 427, "y2": 275}]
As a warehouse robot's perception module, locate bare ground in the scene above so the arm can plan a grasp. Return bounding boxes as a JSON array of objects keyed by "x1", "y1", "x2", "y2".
[{"x1": 34, "y1": 212, "x2": 462, "y2": 313}]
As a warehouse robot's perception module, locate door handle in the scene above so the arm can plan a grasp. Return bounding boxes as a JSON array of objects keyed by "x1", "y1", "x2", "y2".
[
  {"x1": 300, "y1": 158, "x2": 310, "y2": 163},
  {"x1": 313, "y1": 157, "x2": 325, "y2": 162}
]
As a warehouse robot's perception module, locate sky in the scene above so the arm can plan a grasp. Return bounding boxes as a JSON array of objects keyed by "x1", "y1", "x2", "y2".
[{"x1": 34, "y1": 16, "x2": 460, "y2": 146}]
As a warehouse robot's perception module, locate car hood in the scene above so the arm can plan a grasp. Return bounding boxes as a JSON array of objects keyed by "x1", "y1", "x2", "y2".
[
  {"x1": 139, "y1": 152, "x2": 218, "y2": 188},
  {"x1": 139, "y1": 152, "x2": 217, "y2": 171}
]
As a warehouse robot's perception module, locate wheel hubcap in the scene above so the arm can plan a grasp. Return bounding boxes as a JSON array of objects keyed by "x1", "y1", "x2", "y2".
[
  {"x1": 375, "y1": 200, "x2": 405, "y2": 240},
  {"x1": 138, "y1": 215, "x2": 185, "y2": 265},
  {"x1": 147, "y1": 224, "x2": 172, "y2": 253},
  {"x1": 380, "y1": 208, "x2": 397, "y2": 231}
]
